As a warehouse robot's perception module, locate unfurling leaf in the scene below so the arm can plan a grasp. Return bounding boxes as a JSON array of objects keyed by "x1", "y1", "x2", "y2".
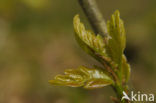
[
  {"x1": 73, "y1": 15, "x2": 108, "y2": 58},
  {"x1": 121, "y1": 55, "x2": 131, "y2": 83},
  {"x1": 49, "y1": 66, "x2": 113, "y2": 89},
  {"x1": 73, "y1": 14, "x2": 112, "y2": 65},
  {"x1": 106, "y1": 10, "x2": 126, "y2": 68},
  {"x1": 106, "y1": 10, "x2": 131, "y2": 83}
]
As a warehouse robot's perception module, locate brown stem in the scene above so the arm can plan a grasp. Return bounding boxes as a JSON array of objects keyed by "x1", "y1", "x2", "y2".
[{"x1": 78, "y1": 0, "x2": 108, "y2": 37}]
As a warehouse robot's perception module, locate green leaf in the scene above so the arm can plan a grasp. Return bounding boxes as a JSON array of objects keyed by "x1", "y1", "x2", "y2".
[
  {"x1": 106, "y1": 10, "x2": 126, "y2": 68},
  {"x1": 49, "y1": 66, "x2": 113, "y2": 89},
  {"x1": 73, "y1": 15, "x2": 108, "y2": 58},
  {"x1": 73, "y1": 14, "x2": 113, "y2": 65},
  {"x1": 121, "y1": 55, "x2": 131, "y2": 83}
]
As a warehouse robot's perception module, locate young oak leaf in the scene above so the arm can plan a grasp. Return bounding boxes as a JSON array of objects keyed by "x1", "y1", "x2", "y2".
[
  {"x1": 106, "y1": 10, "x2": 126, "y2": 69},
  {"x1": 73, "y1": 15, "x2": 108, "y2": 58},
  {"x1": 49, "y1": 66, "x2": 113, "y2": 89},
  {"x1": 121, "y1": 55, "x2": 131, "y2": 83},
  {"x1": 73, "y1": 15, "x2": 114, "y2": 66}
]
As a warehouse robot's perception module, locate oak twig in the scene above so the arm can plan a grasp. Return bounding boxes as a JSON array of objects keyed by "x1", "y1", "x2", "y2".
[{"x1": 78, "y1": 0, "x2": 107, "y2": 37}]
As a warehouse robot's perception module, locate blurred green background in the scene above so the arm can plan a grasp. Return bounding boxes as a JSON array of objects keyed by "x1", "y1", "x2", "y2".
[{"x1": 0, "y1": 0, "x2": 156, "y2": 103}]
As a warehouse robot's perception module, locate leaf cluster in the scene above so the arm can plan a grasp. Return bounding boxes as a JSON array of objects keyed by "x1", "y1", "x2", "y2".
[{"x1": 49, "y1": 10, "x2": 130, "y2": 90}]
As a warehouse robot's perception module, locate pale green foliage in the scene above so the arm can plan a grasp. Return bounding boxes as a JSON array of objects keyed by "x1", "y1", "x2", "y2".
[
  {"x1": 49, "y1": 10, "x2": 131, "y2": 90},
  {"x1": 49, "y1": 66, "x2": 113, "y2": 89},
  {"x1": 121, "y1": 55, "x2": 131, "y2": 82},
  {"x1": 73, "y1": 15, "x2": 108, "y2": 57},
  {"x1": 106, "y1": 10, "x2": 126, "y2": 68},
  {"x1": 106, "y1": 11, "x2": 130, "y2": 83}
]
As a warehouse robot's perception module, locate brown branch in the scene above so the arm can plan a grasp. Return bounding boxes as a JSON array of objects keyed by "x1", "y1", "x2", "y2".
[{"x1": 78, "y1": 0, "x2": 108, "y2": 37}]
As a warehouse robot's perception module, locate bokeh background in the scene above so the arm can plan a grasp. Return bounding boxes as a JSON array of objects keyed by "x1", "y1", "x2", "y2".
[{"x1": 0, "y1": 0, "x2": 156, "y2": 103}]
